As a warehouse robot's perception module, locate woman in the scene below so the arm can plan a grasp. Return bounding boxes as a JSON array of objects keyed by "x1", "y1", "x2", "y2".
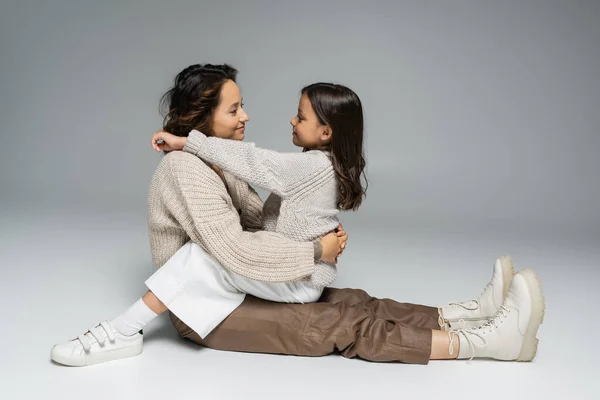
[{"x1": 50, "y1": 64, "x2": 544, "y2": 366}]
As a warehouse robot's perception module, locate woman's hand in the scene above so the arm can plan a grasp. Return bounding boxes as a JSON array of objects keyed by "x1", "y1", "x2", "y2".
[
  {"x1": 335, "y1": 223, "x2": 348, "y2": 255},
  {"x1": 151, "y1": 130, "x2": 187, "y2": 152},
  {"x1": 320, "y1": 224, "x2": 348, "y2": 264}
]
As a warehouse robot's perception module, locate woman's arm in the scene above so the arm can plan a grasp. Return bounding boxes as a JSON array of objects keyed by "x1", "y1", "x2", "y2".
[
  {"x1": 222, "y1": 171, "x2": 264, "y2": 232},
  {"x1": 182, "y1": 130, "x2": 326, "y2": 197},
  {"x1": 156, "y1": 152, "x2": 340, "y2": 282}
]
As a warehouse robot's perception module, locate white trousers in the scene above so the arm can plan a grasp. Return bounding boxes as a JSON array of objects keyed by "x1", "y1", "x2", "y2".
[{"x1": 145, "y1": 241, "x2": 323, "y2": 338}]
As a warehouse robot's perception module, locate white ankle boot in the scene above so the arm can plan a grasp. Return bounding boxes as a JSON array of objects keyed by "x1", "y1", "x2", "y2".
[
  {"x1": 448, "y1": 268, "x2": 545, "y2": 361},
  {"x1": 51, "y1": 321, "x2": 143, "y2": 366},
  {"x1": 439, "y1": 255, "x2": 514, "y2": 330}
]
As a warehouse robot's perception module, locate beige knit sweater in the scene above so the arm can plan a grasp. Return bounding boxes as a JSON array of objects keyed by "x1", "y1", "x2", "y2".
[
  {"x1": 183, "y1": 130, "x2": 340, "y2": 286},
  {"x1": 147, "y1": 151, "x2": 320, "y2": 283}
]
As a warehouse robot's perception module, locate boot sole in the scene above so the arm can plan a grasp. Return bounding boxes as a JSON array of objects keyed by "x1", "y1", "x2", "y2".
[
  {"x1": 516, "y1": 268, "x2": 546, "y2": 362},
  {"x1": 499, "y1": 255, "x2": 515, "y2": 299}
]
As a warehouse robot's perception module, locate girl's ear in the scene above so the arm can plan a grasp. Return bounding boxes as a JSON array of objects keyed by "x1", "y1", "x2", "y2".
[{"x1": 320, "y1": 125, "x2": 333, "y2": 141}]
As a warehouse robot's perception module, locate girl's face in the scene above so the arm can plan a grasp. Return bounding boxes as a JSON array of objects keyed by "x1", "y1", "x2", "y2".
[
  {"x1": 290, "y1": 94, "x2": 331, "y2": 149},
  {"x1": 211, "y1": 80, "x2": 250, "y2": 141}
]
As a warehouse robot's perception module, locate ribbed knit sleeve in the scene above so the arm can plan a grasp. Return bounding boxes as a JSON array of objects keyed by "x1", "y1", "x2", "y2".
[
  {"x1": 242, "y1": 185, "x2": 265, "y2": 232},
  {"x1": 222, "y1": 171, "x2": 264, "y2": 232},
  {"x1": 153, "y1": 152, "x2": 316, "y2": 283},
  {"x1": 183, "y1": 130, "x2": 328, "y2": 197}
]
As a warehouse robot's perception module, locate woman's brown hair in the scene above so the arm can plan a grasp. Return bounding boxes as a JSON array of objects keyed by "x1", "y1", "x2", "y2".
[{"x1": 160, "y1": 64, "x2": 238, "y2": 138}]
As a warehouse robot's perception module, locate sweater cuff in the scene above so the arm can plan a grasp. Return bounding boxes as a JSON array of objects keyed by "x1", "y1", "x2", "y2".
[
  {"x1": 313, "y1": 240, "x2": 323, "y2": 262},
  {"x1": 183, "y1": 129, "x2": 207, "y2": 155}
]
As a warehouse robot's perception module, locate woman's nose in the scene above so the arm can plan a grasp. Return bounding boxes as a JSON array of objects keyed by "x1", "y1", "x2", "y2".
[{"x1": 240, "y1": 110, "x2": 250, "y2": 122}]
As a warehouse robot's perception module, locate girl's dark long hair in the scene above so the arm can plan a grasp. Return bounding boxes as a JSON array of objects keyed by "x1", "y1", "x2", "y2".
[
  {"x1": 160, "y1": 64, "x2": 238, "y2": 138},
  {"x1": 302, "y1": 83, "x2": 368, "y2": 211}
]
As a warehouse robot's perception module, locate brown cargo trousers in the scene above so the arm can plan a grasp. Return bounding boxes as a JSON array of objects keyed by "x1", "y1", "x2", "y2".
[{"x1": 169, "y1": 287, "x2": 441, "y2": 365}]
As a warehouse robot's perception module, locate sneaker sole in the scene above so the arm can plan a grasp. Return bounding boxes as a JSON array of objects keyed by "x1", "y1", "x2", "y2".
[
  {"x1": 51, "y1": 341, "x2": 143, "y2": 367},
  {"x1": 499, "y1": 255, "x2": 515, "y2": 299},
  {"x1": 515, "y1": 268, "x2": 546, "y2": 362}
]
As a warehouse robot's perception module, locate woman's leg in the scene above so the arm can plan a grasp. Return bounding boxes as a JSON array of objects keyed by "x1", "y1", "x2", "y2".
[
  {"x1": 438, "y1": 255, "x2": 514, "y2": 330},
  {"x1": 318, "y1": 256, "x2": 514, "y2": 333},
  {"x1": 320, "y1": 287, "x2": 441, "y2": 330},
  {"x1": 132, "y1": 259, "x2": 512, "y2": 350},
  {"x1": 171, "y1": 294, "x2": 437, "y2": 364},
  {"x1": 173, "y1": 269, "x2": 545, "y2": 363},
  {"x1": 165, "y1": 260, "x2": 500, "y2": 364},
  {"x1": 430, "y1": 330, "x2": 459, "y2": 359},
  {"x1": 432, "y1": 268, "x2": 545, "y2": 361}
]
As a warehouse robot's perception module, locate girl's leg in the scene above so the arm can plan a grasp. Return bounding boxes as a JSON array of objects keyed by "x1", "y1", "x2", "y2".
[
  {"x1": 106, "y1": 291, "x2": 163, "y2": 336},
  {"x1": 50, "y1": 291, "x2": 162, "y2": 367},
  {"x1": 142, "y1": 290, "x2": 167, "y2": 314},
  {"x1": 51, "y1": 241, "x2": 243, "y2": 367}
]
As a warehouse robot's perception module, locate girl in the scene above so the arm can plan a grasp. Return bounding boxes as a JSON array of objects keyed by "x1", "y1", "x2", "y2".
[{"x1": 50, "y1": 64, "x2": 348, "y2": 366}]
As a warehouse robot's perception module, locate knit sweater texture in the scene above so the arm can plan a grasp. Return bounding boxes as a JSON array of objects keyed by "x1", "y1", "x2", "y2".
[
  {"x1": 147, "y1": 151, "x2": 333, "y2": 285},
  {"x1": 182, "y1": 130, "x2": 340, "y2": 286}
]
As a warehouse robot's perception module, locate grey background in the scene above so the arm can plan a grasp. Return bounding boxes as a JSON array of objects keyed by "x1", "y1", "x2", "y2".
[{"x1": 1, "y1": 0, "x2": 599, "y2": 399}]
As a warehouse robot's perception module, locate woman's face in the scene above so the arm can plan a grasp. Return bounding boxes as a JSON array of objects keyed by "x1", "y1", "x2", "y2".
[
  {"x1": 211, "y1": 80, "x2": 249, "y2": 141},
  {"x1": 290, "y1": 94, "x2": 331, "y2": 149}
]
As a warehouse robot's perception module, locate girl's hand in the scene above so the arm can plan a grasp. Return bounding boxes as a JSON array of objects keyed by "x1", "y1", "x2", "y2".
[{"x1": 151, "y1": 130, "x2": 187, "y2": 152}]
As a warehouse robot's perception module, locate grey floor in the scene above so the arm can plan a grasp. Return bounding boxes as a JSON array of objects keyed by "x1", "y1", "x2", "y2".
[{"x1": 1, "y1": 208, "x2": 598, "y2": 399}]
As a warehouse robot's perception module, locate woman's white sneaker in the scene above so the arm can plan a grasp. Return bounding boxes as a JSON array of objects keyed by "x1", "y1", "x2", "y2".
[
  {"x1": 439, "y1": 255, "x2": 514, "y2": 330},
  {"x1": 448, "y1": 268, "x2": 546, "y2": 361},
  {"x1": 51, "y1": 321, "x2": 143, "y2": 366}
]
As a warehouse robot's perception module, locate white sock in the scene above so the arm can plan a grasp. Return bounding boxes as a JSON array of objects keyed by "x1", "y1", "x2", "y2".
[{"x1": 110, "y1": 298, "x2": 158, "y2": 336}]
